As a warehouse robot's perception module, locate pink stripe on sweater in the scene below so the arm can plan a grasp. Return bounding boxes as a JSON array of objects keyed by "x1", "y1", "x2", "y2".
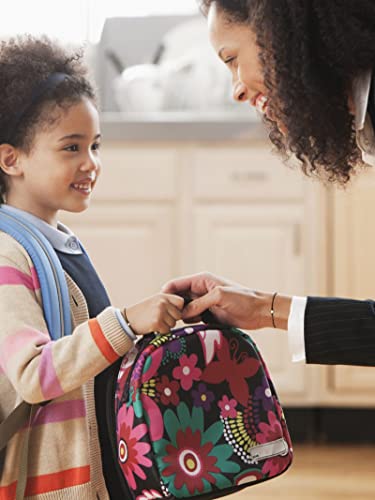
[
  {"x1": 31, "y1": 266, "x2": 41, "y2": 290},
  {"x1": 32, "y1": 400, "x2": 86, "y2": 426},
  {"x1": 0, "y1": 265, "x2": 38, "y2": 290},
  {"x1": 0, "y1": 328, "x2": 50, "y2": 373},
  {"x1": 39, "y1": 343, "x2": 64, "y2": 400}
]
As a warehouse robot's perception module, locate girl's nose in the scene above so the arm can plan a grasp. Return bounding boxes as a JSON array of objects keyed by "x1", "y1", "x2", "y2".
[{"x1": 81, "y1": 152, "x2": 99, "y2": 172}]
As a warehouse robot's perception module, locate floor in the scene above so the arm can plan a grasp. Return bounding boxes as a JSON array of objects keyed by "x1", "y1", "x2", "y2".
[{"x1": 229, "y1": 444, "x2": 375, "y2": 499}]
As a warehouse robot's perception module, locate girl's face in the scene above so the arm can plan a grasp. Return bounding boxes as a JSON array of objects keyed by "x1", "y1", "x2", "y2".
[
  {"x1": 5, "y1": 98, "x2": 101, "y2": 226},
  {"x1": 207, "y1": 3, "x2": 270, "y2": 116}
]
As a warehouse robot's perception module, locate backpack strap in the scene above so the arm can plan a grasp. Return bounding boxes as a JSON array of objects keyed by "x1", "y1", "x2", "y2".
[
  {"x1": 0, "y1": 205, "x2": 71, "y2": 338},
  {"x1": 0, "y1": 206, "x2": 72, "y2": 497}
]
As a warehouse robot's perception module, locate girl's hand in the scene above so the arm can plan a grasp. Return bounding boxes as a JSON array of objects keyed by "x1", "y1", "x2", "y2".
[{"x1": 124, "y1": 293, "x2": 185, "y2": 335}]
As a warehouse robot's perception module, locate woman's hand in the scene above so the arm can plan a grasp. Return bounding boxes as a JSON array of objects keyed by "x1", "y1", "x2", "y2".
[
  {"x1": 162, "y1": 272, "x2": 292, "y2": 330},
  {"x1": 124, "y1": 293, "x2": 184, "y2": 335}
]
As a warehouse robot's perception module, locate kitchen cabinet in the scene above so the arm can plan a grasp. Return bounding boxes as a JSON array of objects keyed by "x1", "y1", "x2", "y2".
[
  {"x1": 59, "y1": 140, "x2": 326, "y2": 406},
  {"x1": 321, "y1": 166, "x2": 375, "y2": 406}
]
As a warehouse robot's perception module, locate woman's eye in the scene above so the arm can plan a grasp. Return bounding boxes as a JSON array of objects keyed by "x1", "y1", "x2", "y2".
[
  {"x1": 64, "y1": 144, "x2": 79, "y2": 152},
  {"x1": 224, "y1": 57, "x2": 236, "y2": 66},
  {"x1": 91, "y1": 142, "x2": 101, "y2": 151}
]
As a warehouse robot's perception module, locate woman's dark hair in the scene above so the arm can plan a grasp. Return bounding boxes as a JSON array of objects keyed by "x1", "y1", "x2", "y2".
[
  {"x1": 199, "y1": 0, "x2": 375, "y2": 184},
  {"x1": 0, "y1": 35, "x2": 97, "y2": 202}
]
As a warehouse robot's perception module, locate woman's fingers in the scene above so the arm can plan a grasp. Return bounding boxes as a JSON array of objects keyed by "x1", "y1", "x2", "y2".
[
  {"x1": 162, "y1": 276, "x2": 193, "y2": 294},
  {"x1": 182, "y1": 287, "x2": 222, "y2": 320}
]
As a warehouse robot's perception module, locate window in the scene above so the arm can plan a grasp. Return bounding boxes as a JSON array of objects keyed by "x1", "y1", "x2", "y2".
[{"x1": 0, "y1": 0, "x2": 199, "y2": 43}]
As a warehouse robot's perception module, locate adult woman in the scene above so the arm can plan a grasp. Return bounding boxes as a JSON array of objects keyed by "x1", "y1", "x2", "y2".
[{"x1": 163, "y1": 0, "x2": 375, "y2": 367}]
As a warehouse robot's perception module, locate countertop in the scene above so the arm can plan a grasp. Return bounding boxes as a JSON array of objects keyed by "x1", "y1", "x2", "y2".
[{"x1": 100, "y1": 111, "x2": 267, "y2": 142}]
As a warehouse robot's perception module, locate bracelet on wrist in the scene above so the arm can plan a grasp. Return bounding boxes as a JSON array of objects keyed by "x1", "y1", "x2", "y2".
[{"x1": 270, "y1": 292, "x2": 278, "y2": 328}]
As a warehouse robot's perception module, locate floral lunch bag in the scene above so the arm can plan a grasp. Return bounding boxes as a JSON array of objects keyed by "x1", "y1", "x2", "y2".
[{"x1": 112, "y1": 323, "x2": 293, "y2": 499}]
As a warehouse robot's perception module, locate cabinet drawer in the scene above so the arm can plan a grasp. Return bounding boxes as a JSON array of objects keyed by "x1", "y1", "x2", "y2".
[
  {"x1": 93, "y1": 145, "x2": 177, "y2": 201},
  {"x1": 192, "y1": 148, "x2": 304, "y2": 200}
]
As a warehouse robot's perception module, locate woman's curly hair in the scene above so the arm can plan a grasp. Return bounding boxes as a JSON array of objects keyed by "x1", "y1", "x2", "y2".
[
  {"x1": 0, "y1": 35, "x2": 97, "y2": 202},
  {"x1": 199, "y1": 0, "x2": 375, "y2": 184}
]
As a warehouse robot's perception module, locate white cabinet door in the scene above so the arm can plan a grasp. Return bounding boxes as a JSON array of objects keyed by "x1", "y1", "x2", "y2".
[
  {"x1": 327, "y1": 168, "x2": 375, "y2": 403},
  {"x1": 192, "y1": 204, "x2": 308, "y2": 400},
  {"x1": 59, "y1": 203, "x2": 176, "y2": 308}
]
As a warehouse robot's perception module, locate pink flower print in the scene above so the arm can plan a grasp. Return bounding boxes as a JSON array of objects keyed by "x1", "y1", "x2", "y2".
[
  {"x1": 172, "y1": 354, "x2": 202, "y2": 391},
  {"x1": 117, "y1": 405, "x2": 152, "y2": 490},
  {"x1": 256, "y1": 411, "x2": 283, "y2": 444},
  {"x1": 156, "y1": 375, "x2": 180, "y2": 406},
  {"x1": 218, "y1": 395, "x2": 238, "y2": 419},
  {"x1": 256, "y1": 411, "x2": 287, "y2": 477},
  {"x1": 136, "y1": 490, "x2": 163, "y2": 500}
]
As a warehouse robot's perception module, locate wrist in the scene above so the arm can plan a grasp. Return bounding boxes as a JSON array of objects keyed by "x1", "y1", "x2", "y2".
[
  {"x1": 258, "y1": 292, "x2": 292, "y2": 330},
  {"x1": 120, "y1": 308, "x2": 138, "y2": 338}
]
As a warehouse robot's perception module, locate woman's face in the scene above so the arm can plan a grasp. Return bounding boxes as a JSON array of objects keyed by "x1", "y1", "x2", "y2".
[{"x1": 207, "y1": 3, "x2": 270, "y2": 116}]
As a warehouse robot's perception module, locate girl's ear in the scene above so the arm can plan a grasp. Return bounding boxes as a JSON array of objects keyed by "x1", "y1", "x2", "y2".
[{"x1": 0, "y1": 144, "x2": 23, "y2": 178}]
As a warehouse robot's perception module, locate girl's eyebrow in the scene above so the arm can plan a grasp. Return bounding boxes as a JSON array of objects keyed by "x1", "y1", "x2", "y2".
[{"x1": 58, "y1": 133, "x2": 101, "y2": 141}]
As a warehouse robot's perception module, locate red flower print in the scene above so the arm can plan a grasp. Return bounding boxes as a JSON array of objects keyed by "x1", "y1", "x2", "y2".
[
  {"x1": 218, "y1": 395, "x2": 238, "y2": 418},
  {"x1": 163, "y1": 427, "x2": 220, "y2": 495},
  {"x1": 202, "y1": 336, "x2": 260, "y2": 406},
  {"x1": 172, "y1": 354, "x2": 202, "y2": 391},
  {"x1": 117, "y1": 405, "x2": 152, "y2": 490},
  {"x1": 256, "y1": 411, "x2": 287, "y2": 477},
  {"x1": 156, "y1": 375, "x2": 180, "y2": 406},
  {"x1": 256, "y1": 411, "x2": 283, "y2": 443}
]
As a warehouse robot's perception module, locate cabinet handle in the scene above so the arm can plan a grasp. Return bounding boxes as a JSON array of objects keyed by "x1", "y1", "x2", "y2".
[
  {"x1": 230, "y1": 171, "x2": 267, "y2": 183},
  {"x1": 293, "y1": 224, "x2": 302, "y2": 256}
]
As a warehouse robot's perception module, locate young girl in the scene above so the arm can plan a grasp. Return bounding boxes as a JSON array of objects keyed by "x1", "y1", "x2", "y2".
[{"x1": 0, "y1": 36, "x2": 184, "y2": 499}]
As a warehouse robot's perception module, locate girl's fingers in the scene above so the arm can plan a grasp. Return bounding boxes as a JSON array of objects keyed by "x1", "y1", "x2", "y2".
[
  {"x1": 167, "y1": 305, "x2": 183, "y2": 322},
  {"x1": 164, "y1": 293, "x2": 185, "y2": 310}
]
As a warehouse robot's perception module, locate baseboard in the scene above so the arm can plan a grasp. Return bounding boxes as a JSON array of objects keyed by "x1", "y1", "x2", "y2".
[{"x1": 283, "y1": 407, "x2": 375, "y2": 443}]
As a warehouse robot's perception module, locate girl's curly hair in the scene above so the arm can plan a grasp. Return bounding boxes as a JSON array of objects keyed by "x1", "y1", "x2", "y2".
[
  {"x1": 0, "y1": 35, "x2": 97, "y2": 202},
  {"x1": 200, "y1": 0, "x2": 375, "y2": 184}
]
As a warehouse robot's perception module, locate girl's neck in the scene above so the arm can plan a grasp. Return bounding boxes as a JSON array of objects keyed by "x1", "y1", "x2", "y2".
[{"x1": 4, "y1": 194, "x2": 58, "y2": 227}]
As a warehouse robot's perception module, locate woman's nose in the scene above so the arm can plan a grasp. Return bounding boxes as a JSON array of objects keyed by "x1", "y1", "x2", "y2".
[{"x1": 233, "y1": 81, "x2": 249, "y2": 103}]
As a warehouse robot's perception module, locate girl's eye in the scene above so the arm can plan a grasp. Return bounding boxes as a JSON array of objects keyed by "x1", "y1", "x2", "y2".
[
  {"x1": 64, "y1": 144, "x2": 79, "y2": 152},
  {"x1": 91, "y1": 142, "x2": 101, "y2": 151}
]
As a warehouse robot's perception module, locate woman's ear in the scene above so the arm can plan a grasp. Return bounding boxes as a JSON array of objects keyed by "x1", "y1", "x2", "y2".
[{"x1": 0, "y1": 144, "x2": 23, "y2": 178}]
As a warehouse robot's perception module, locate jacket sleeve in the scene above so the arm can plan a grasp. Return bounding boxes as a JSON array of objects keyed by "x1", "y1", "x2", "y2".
[
  {"x1": 0, "y1": 251, "x2": 134, "y2": 404},
  {"x1": 304, "y1": 296, "x2": 375, "y2": 366}
]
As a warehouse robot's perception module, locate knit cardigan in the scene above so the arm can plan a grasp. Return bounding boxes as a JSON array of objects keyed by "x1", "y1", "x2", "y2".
[{"x1": 0, "y1": 231, "x2": 134, "y2": 499}]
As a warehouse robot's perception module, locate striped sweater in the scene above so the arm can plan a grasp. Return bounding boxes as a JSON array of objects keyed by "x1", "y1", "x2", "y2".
[{"x1": 0, "y1": 231, "x2": 134, "y2": 499}]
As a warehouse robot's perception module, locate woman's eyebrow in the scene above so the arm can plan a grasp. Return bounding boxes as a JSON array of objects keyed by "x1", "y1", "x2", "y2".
[{"x1": 218, "y1": 48, "x2": 226, "y2": 60}]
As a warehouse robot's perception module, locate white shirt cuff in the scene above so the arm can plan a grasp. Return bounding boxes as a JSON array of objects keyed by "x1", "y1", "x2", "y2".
[{"x1": 287, "y1": 296, "x2": 307, "y2": 362}]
